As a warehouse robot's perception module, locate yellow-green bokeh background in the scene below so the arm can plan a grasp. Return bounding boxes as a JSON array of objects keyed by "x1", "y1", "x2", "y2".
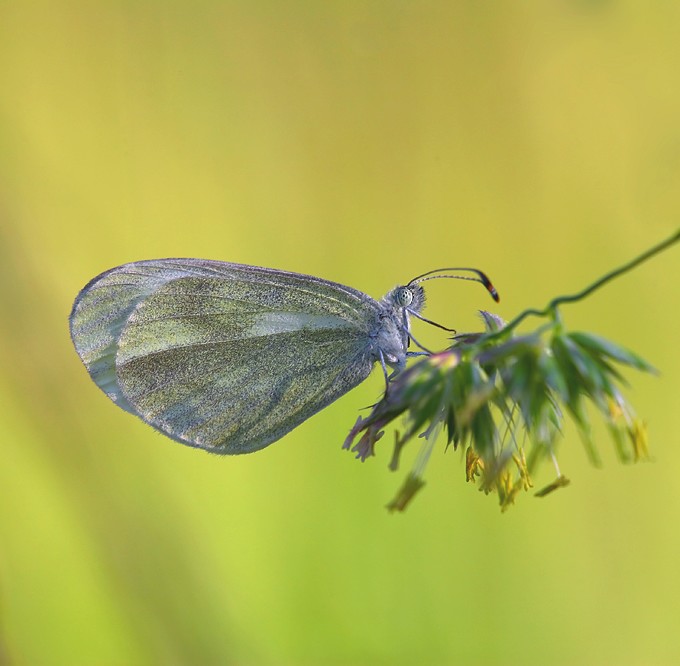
[{"x1": 2, "y1": 3, "x2": 679, "y2": 665}]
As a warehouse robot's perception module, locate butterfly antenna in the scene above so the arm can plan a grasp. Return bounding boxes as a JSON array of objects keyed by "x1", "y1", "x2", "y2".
[{"x1": 409, "y1": 267, "x2": 500, "y2": 302}]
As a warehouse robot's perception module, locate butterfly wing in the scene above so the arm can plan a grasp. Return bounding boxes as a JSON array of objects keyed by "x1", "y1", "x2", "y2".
[{"x1": 70, "y1": 259, "x2": 381, "y2": 453}]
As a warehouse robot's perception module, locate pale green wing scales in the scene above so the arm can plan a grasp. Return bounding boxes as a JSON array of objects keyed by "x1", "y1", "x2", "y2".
[{"x1": 70, "y1": 259, "x2": 382, "y2": 453}]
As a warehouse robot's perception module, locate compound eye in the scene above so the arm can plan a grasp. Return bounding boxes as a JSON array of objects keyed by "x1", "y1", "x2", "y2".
[{"x1": 396, "y1": 287, "x2": 413, "y2": 307}]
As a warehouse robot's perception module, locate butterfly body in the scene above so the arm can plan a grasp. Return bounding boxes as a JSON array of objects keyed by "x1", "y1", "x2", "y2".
[{"x1": 70, "y1": 259, "x2": 422, "y2": 453}]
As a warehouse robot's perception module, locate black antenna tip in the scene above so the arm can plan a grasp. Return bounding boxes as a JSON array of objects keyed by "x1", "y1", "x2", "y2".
[
  {"x1": 488, "y1": 283, "x2": 500, "y2": 303},
  {"x1": 477, "y1": 272, "x2": 500, "y2": 302}
]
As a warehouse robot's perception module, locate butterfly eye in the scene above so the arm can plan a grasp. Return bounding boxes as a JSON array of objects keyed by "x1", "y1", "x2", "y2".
[{"x1": 396, "y1": 287, "x2": 413, "y2": 307}]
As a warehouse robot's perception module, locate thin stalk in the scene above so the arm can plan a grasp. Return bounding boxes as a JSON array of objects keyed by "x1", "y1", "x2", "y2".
[{"x1": 483, "y1": 228, "x2": 680, "y2": 345}]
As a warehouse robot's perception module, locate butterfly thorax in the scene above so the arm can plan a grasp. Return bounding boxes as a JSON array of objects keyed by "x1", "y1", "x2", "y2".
[{"x1": 371, "y1": 284, "x2": 426, "y2": 370}]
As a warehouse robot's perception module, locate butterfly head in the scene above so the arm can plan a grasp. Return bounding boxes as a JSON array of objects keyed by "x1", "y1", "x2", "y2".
[{"x1": 393, "y1": 284, "x2": 426, "y2": 314}]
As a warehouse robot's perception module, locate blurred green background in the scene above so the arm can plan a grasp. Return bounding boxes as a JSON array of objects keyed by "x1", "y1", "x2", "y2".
[{"x1": 1, "y1": 2, "x2": 679, "y2": 665}]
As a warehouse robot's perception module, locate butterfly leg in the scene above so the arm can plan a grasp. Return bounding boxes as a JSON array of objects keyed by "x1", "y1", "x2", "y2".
[
  {"x1": 402, "y1": 328, "x2": 434, "y2": 355},
  {"x1": 378, "y1": 349, "x2": 391, "y2": 391}
]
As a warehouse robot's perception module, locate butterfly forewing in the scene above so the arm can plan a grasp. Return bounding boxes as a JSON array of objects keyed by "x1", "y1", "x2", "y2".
[{"x1": 70, "y1": 259, "x2": 382, "y2": 453}]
